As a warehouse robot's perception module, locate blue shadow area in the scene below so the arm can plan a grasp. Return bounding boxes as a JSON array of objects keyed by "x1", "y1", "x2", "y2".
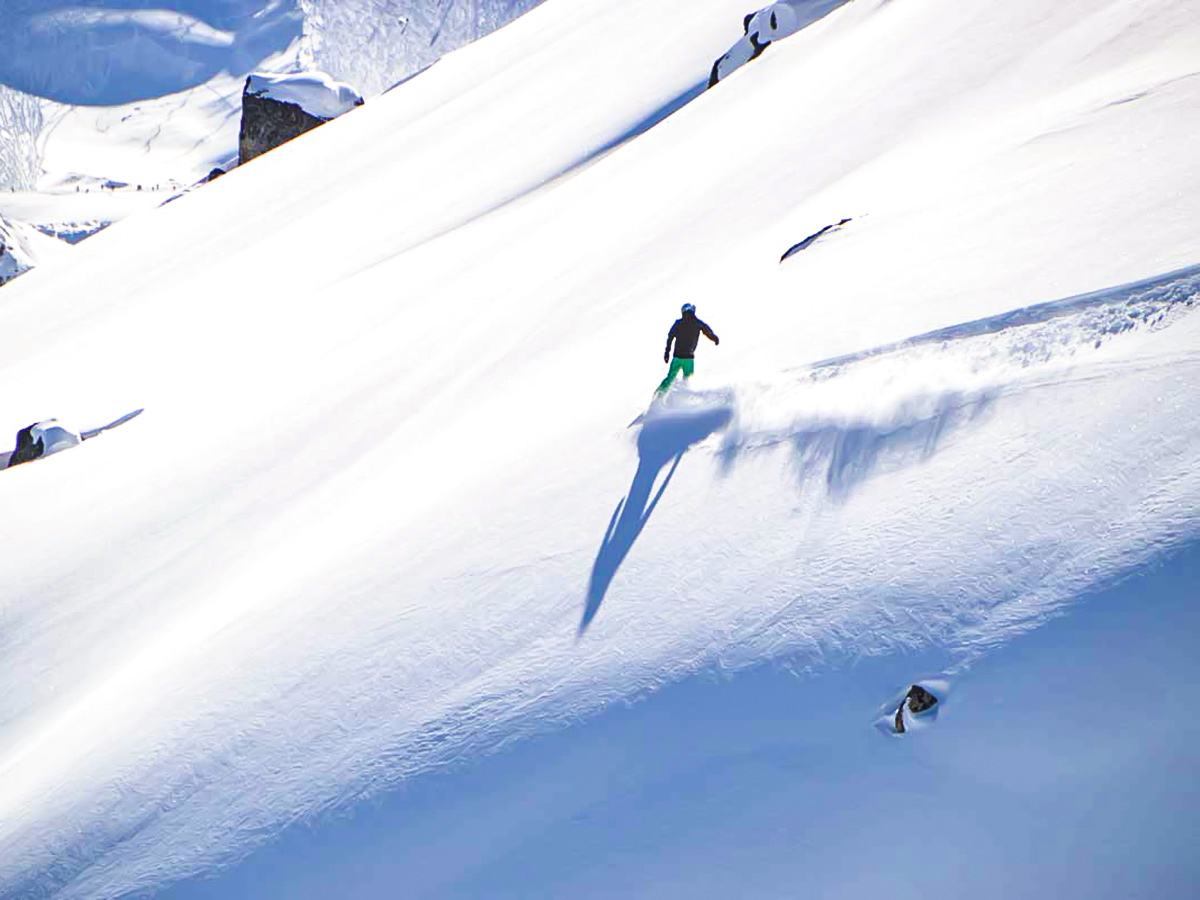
[
  {"x1": 582, "y1": 82, "x2": 707, "y2": 164},
  {"x1": 157, "y1": 540, "x2": 1200, "y2": 900},
  {"x1": 581, "y1": 403, "x2": 732, "y2": 634},
  {"x1": 718, "y1": 390, "x2": 994, "y2": 502}
]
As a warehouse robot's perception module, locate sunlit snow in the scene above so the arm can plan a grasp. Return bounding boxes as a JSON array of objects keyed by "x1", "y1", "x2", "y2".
[{"x1": 1, "y1": 0, "x2": 1198, "y2": 898}]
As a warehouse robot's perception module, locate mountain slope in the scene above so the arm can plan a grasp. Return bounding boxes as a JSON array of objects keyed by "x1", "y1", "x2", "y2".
[
  {"x1": 0, "y1": 0, "x2": 544, "y2": 105},
  {"x1": 0, "y1": 0, "x2": 1198, "y2": 897}
]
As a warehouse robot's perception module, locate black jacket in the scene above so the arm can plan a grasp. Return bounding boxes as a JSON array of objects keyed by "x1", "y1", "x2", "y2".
[{"x1": 666, "y1": 314, "x2": 719, "y2": 360}]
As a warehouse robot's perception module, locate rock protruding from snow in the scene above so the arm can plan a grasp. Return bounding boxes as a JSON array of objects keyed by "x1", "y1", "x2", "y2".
[
  {"x1": 708, "y1": 2, "x2": 851, "y2": 87},
  {"x1": 239, "y1": 72, "x2": 364, "y2": 165},
  {"x1": 0, "y1": 216, "x2": 71, "y2": 287},
  {"x1": 5, "y1": 420, "x2": 82, "y2": 469},
  {"x1": 709, "y1": 3, "x2": 799, "y2": 87},
  {"x1": 893, "y1": 685, "x2": 939, "y2": 734},
  {"x1": 780, "y1": 218, "x2": 853, "y2": 262}
]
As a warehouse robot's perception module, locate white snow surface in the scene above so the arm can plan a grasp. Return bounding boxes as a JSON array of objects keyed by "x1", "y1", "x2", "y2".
[
  {"x1": 1, "y1": 0, "x2": 1199, "y2": 897},
  {"x1": 245, "y1": 71, "x2": 363, "y2": 119}
]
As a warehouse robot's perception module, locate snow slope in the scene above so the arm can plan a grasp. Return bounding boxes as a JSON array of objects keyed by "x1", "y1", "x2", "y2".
[{"x1": 1, "y1": 0, "x2": 1198, "y2": 897}]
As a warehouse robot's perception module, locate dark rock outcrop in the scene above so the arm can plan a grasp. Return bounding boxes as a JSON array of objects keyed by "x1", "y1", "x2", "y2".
[
  {"x1": 906, "y1": 684, "x2": 938, "y2": 714},
  {"x1": 238, "y1": 73, "x2": 363, "y2": 165},
  {"x1": 239, "y1": 87, "x2": 331, "y2": 165},
  {"x1": 780, "y1": 218, "x2": 853, "y2": 262},
  {"x1": 4, "y1": 420, "x2": 83, "y2": 469},
  {"x1": 894, "y1": 684, "x2": 939, "y2": 734},
  {"x1": 7, "y1": 424, "x2": 44, "y2": 468}
]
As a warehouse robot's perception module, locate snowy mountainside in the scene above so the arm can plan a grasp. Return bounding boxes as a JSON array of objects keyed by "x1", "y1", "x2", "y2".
[
  {"x1": 0, "y1": 0, "x2": 545, "y2": 106},
  {"x1": 0, "y1": 0, "x2": 304, "y2": 106},
  {"x1": 0, "y1": 214, "x2": 71, "y2": 284},
  {"x1": 300, "y1": 0, "x2": 546, "y2": 98},
  {"x1": 1, "y1": 0, "x2": 1199, "y2": 897},
  {"x1": 0, "y1": 0, "x2": 551, "y2": 263}
]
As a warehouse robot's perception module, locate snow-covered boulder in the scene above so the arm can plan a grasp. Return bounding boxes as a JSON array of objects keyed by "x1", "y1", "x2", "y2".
[
  {"x1": 746, "y1": 2, "x2": 802, "y2": 42},
  {"x1": 239, "y1": 72, "x2": 364, "y2": 165},
  {"x1": 4, "y1": 420, "x2": 82, "y2": 469},
  {"x1": 709, "y1": 2, "x2": 838, "y2": 87},
  {"x1": 0, "y1": 216, "x2": 71, "y2": 287}
]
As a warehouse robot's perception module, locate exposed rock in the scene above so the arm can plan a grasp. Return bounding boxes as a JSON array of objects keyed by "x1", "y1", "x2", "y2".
[
  {"x1": 708, "y1": 3, "x2": 801, "y2": 87},
  {"x1": 5, "y1": 420, "x2": 81, "y2": 469},
  {"x1": 240, "y1": 90, "x2": 327, "y2": 166},
  {"x1": 906, "y1": 684, "x2": 938, "y2": 714},
  {"x1": 239, "y1": 72, "x2": 364, "y2": 166},
  {"x1": 7, "y1": 424, "x2": 44, "y2": 468},
  {"x1": 1, "y1": 215, "x2": 71, "y2": 286},
  {"x1": 894, "y1": 684, "x2": 939, "y2": 734},
  {"x1": 780, "y1": 218, "x2": 853, "y2": 262}
]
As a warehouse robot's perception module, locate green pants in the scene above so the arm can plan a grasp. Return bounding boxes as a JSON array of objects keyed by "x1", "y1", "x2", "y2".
[{"x1": 657, "y1": 356, "x2": 695, "y2": 393}]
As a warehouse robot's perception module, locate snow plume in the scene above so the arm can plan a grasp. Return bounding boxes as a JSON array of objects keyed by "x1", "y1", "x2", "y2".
[
  {"x1": 726, "y1": 264, "x2": 1200, "y2": 488},
  {"x1": 713, "y1": 267, "x2": 1200, "y2": 667},
  {"x1": 0, "y1": 85, "x2": 44, "y2": 191}
]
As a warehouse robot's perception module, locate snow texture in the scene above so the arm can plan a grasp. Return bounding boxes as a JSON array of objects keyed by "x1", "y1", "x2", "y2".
[
  {"x1": 0, "y1": 84, "x2": 44, "y2": 191},
  {"x1": 298, "y1": 0, "x2": 546, "y2": 97}
]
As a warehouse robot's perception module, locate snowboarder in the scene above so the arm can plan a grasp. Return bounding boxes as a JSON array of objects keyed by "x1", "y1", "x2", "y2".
[{"x1": 658, "y1": 303, "x2": 719, "y2": 393}]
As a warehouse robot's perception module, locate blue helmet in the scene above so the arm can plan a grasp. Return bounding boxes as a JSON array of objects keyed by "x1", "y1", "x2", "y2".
[{"x1": 681, "y1": 303, "x2": 696, "y2": 315}]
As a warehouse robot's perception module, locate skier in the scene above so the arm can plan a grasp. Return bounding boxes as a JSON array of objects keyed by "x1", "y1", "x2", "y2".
[{"x1": 658, "y1": 303, "x2": 719, "y2": 393}]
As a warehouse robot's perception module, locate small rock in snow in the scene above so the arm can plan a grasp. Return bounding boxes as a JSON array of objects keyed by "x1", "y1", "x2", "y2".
[{"x1": 893, "y1": 684, "x2": 939, "y2": 734}]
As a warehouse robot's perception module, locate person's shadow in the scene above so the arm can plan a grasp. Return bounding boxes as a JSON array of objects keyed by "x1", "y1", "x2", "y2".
[{"x1": 580, "y1": 403, "x2": 733, "y2": 635}]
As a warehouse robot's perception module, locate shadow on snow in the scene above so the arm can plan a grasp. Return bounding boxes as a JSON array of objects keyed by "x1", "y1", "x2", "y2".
[
  {"x1": 580, "y1": 403, "x2": 732, "y2": 635},
  {"x1": 717, "y1": 390, "x2": 995, "y2": 501}
]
